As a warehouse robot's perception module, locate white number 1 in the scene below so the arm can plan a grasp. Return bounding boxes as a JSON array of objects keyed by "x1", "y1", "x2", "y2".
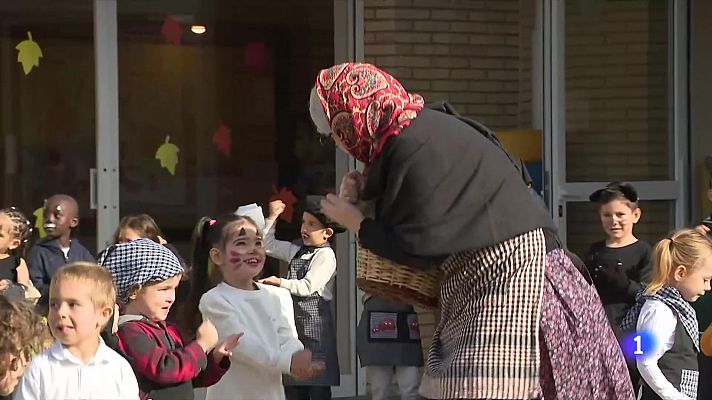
[{"x1": 633, "y1": 335, "x2": 643, "y2": 355}]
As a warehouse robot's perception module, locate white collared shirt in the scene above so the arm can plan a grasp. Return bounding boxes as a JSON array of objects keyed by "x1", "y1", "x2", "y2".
[
  {"x1": 263, "y1": 218, "x2": 337, "y2": 301},
  {"x1": 14, "y1": 339, "x2": 139, "y2": 400}
]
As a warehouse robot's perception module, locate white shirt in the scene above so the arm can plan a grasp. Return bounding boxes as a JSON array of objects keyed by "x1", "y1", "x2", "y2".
[
  {"x1": 199, "y1": 282, "x2": 304, "y2": 400},
  {"x1": 263, "y1": 217, "x2": 337, "y2": 301},
  {"x1": 14, "y1": 339, "x2": 139, "y2": 400},
  {"x1": 636, "y1": 299, "x2": 695, "y2": 400}
]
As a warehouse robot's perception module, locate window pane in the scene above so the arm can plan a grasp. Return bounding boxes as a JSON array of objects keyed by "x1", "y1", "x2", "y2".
[
  {"x1": 118, "y1": 1, "x2": 334, "y2": 256},
  {"x1": 0, "y1": 1, "x2": 97, "y2": 253},
  {"x1": 566, "y1": 200, "x2": 674, "y2": 260},
  {"x1": 565, "y1": 0, "x2": 671, "y2": 181}
]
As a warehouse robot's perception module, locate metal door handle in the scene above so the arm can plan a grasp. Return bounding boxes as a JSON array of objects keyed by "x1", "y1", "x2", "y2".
[{"x1": 90, "y1": 168, "x2": 97, "y2": 210}]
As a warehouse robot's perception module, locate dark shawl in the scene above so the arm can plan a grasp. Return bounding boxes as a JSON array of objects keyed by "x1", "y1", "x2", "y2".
[{"x1": 358, "y1": 104, "x2": 555, "y2": 270}]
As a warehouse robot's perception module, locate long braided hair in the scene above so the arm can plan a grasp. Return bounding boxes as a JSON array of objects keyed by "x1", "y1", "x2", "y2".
[{"x1": 0, "y1": 208, "x2": 32, "y2": 258}]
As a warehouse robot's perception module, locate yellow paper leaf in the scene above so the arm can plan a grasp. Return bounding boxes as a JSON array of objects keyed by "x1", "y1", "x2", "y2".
[
  {"x1": 155, "y1": 136, "x2": 179, "y2": 175},
  {"x1": 15, "y1": 32, "x2": 42, "y2": 75},
  {"x1": 33, "y1": 207, "x2": 46, "y2": 238}
]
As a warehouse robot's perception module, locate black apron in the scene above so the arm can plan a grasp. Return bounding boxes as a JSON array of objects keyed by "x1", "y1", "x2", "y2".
[
  {"x1": 356, "y1": 296, "x2": 424, "y2": 367},
  {"x1": 283, "y1": 246, "x2": 340, "y2": 386}
]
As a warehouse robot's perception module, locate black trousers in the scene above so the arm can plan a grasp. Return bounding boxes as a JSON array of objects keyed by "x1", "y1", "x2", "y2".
[
  {"x1": 699, "y1": 352, "x2": 712, "y2": 399},
  {"x1": 284, "y1": 385, "x2": 332, "y2": 400}
]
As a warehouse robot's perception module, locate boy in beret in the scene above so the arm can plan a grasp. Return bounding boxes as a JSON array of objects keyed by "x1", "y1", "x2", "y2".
[{"x1": 261, "y1": 196, "x2": 343, "y2": 400}]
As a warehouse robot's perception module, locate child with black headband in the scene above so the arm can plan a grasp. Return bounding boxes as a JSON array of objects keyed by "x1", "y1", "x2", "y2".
[{"x1": 586, "y1": 182, "x2": 652, "y2": 390}]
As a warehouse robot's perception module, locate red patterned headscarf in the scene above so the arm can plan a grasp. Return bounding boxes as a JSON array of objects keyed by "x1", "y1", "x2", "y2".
[{"x1": 313, "y1": 63, "x2": 424, "y2": 164}]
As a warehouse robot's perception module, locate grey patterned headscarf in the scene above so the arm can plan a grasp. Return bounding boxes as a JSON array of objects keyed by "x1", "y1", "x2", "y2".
[{"x1": 99, "y1": 238, "x2": 184, "y2": 304}]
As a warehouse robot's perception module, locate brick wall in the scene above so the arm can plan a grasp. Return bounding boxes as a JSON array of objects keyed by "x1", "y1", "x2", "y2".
[{"x1": 364, "y1": 0, "x2": 535, "y2": 131}]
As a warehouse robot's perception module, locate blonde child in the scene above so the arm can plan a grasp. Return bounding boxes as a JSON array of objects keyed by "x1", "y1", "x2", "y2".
[
  {"x1": 0, "y1": 296, "x2": 51, "y2": 397},
  {"x1": 100, "y1": 238, "x2": 237, "y2": 400},
  {"x1": 0, "y1": 208, "x2": 32, "y2": 292},
  {"x1": 621, "y1": 229, "x2": 712, "y2": 400},
  {"x1": 14, "y1": 262, "x2": 139, "y2": 400},
  {"x1": 187, "y1": 214, "x2": 323, "y2": 400}
]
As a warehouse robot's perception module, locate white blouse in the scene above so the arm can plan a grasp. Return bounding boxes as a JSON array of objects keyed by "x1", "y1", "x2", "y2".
[{"x1": 199, "y1": 282, "x2": 304, "y2": 400}]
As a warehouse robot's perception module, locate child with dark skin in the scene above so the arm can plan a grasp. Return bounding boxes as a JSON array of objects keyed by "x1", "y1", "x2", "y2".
[{"x1": 27, "y1": 194, "x2": 94, "y2": 307}]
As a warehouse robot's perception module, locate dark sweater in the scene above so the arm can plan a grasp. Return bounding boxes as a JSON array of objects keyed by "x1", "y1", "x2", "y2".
[
  {"x1": 27, "y1": 237, "x2": 95, "y2": 303},
  {"x1": 584, "y1": 240, "x2": 651, "y2": 331},
  {"x1": 359, "y1": 106, "x2": 555, "y2": 270}
]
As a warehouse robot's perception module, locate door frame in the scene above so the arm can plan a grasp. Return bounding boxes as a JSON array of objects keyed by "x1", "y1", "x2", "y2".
[
  {"x1": 93, "y1": 0, "x2": 363, "y2": 397},
  {"x1": 333, "y1": 0, "x2": 363, "y2": 397},
  {"x1": 543, "y1": 0, "x2": 690, "y2": 243}
]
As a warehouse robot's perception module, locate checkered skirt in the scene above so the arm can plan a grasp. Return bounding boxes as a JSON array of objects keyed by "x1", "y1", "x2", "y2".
[{"x1": 420, "y1": 229, "x2": 547, "y2": 399}]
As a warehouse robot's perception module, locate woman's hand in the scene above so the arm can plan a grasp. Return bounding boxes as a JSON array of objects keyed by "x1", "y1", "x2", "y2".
[
  {"x1": 338, "y1": 170, "x2": 364, "y2": 204},
  {"x1": 320, "y1": 194, "x2": 365, "y2": 233}
]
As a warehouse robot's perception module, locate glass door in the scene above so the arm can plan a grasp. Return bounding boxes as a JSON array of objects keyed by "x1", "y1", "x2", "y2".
[
  {"x1": 114, "y1": 0, "x2": 358, "y2": 396},
  {"x1": 0, "y1": 1, "x2": 99, "y2": 254},
  {"x1": 545, "y1": 0, "x2": 688, "y2": 257}
]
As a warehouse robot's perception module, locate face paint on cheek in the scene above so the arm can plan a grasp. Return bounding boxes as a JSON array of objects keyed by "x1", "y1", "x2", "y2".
[{"x1": 229, "y1": 250, "x2": 245, "y2": 266}]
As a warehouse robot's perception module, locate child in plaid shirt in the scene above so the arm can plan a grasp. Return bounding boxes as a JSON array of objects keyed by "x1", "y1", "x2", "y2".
[{"x1": 100, "y1": 238, "x2": 240, "y2": 400}]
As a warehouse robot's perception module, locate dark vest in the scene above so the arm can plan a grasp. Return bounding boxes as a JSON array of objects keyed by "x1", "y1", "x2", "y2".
[
  {"x1": 640, "y1": 318, "x2": 699, "y2": 399},
  {"x1": 283, "y1": 246, "x2": 340, "y2": 386}
]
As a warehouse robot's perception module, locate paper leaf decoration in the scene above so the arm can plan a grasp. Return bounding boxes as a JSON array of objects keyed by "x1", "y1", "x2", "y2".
[
  {"x1": 269, "y1": 185, "x2": 298, "y2": 223},
  {"x1": 155, "y1": 136, "x2": 180, "y2": 175},
  {"x1": 32, "y1": 207, "x2": 46, "y2": 239},
  {"x1": 161, "y1": 16, "x2": 183, "y2": 46},
  {"x1": 16, "y1": 32, "x2": 42, "y2": 75},
  {"x1": 245, "y1": 42, "x2": 267, "y2": 70},
  {"x1": 212, "y1": 122, "x2": 232, "y2": 156}
]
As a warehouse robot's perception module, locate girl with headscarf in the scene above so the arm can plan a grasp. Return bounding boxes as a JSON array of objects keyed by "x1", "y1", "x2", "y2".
[{"x1": 311, "y1": 63, "x2": 634, "y2": 400}]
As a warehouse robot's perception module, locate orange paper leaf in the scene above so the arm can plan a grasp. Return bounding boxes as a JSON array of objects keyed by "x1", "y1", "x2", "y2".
[
  {"x1": 269, "y1": 185, "x2": 298, "y2": 223},
  {"x1": 161, "y1": 16, "x2": 182, "y2": 46},
  {"x1": 212, "y1": 122, "x2": 232, "y2": 156}
]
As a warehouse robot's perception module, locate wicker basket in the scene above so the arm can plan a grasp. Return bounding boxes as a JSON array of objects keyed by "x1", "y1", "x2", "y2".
[{"x1": 356, "y1": 245, "x2": 443, "y2": 309}]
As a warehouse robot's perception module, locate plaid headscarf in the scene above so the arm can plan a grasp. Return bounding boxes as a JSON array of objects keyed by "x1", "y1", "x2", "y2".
[
  {"x1": 312, "y1": 63, "x2": 425, "y2": 164},
  {"x1": 98, "y1": 238, "x2": 184, "y2": 304},
  {"x1": 621, "y1": 286, "x2": 700, "y2": 351}
]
